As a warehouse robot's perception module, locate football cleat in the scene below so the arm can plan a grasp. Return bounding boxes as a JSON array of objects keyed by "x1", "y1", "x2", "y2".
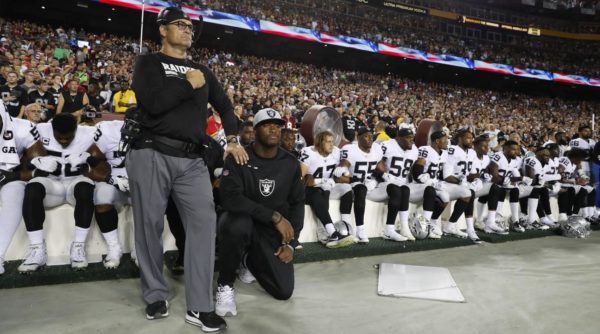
[{"x1": 18, "y1": 243, "x2": 47, "y2": 273}]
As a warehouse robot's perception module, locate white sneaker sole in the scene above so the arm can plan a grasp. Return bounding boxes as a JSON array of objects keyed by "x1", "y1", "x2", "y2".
[
  {"x1": 104, "y1": 261, "x2": 120, "y2": 269},
  {"x1": 214, "y1": 308, "x2": 237, "y2": 317},
  {"x1": 238, "y1": 275, "x2": 256, "y2": 284},
  {"x1": 146, "y1": 310, "x2": 169, "y2": 320},
  {"x1": 484, "y1": 227, "x2": 509, "y2": 235},
  {"x1": 185, "y1": 314, "x2": 227, "y2": 332},
  {"x1": 382, "y1": 234, "x2": 408, "y2": 242},
  {"x1": 18, "y1": 263, "x2": 46, "y2": 273}
]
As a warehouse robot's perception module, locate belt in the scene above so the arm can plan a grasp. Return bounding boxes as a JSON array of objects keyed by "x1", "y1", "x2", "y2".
[
  {"x1": 133, "y1": 133, "x2": 205, "y2": 158},
  {"x1": 151, "y1": 134, "x2": 204, "y2": 154}
]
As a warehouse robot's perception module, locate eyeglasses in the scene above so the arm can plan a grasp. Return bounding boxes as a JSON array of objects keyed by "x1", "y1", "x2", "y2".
[{"x1": 169, "y1": 21, "x2": 194, "y2": 33}]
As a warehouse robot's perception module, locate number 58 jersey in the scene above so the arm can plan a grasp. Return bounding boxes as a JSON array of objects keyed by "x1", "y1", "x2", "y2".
[
  {"x1": 341, "y1": 142, "x2": 383, "y2": 183},
  {"x1": 380, "y1": 140, "x2": 418, "y2": 181},
  {"x1": 37, "y1": 123, "x2": 96, "y2": 180}
]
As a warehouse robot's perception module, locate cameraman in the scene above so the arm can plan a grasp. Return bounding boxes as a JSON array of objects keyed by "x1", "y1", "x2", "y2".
[{"x1": 127, "y1": 7, "x2": 247, "y2": 332}]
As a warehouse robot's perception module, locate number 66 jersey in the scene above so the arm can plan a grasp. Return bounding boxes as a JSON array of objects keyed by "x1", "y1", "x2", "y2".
[{"x1": 36, "y1": 123, "x2": 96, "y2": 180}]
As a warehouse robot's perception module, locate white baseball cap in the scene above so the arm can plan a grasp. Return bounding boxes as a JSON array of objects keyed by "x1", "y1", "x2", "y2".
[{"x1": 253, "y1": 108, "x2": 286, "y2": 128}]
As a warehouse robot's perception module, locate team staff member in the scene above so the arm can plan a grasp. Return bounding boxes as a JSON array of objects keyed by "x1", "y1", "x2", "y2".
[
  {"x1": 128, "y1": 7, "x2": 246, "y2": 332},
  {"x1": 215, "y1": 108, "x2": 305, "y2": 317}
]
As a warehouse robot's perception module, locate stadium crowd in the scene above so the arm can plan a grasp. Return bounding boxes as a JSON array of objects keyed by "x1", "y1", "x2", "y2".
[
  {"x1": 1, "y1": 17, "x2": 598, "y2": 149},
  {"x1": 188, "y1": 0, "x2": 600, "y2": 77}
]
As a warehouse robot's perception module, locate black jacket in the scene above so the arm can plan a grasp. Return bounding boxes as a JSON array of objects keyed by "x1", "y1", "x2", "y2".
[
  {"x1": 219, "y1": 145, "x2": 305, "y2": 240},
  {"x1": 131, "y1": 52, "x2": 237, "y2": 145}
]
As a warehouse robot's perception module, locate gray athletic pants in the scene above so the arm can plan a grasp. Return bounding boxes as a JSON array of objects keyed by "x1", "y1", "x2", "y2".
[{"x1": 126, "y1": 148, "x2": 216, "y2": 312}]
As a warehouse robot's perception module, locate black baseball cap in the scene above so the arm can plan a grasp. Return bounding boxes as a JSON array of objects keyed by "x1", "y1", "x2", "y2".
[
  {"x1": 357, "y1": 127, "x2": 371, "y2": 136},
  {"x1": 397, "y1": 128, "x2": 414, "y2": 137},
  {"x1": 430, "y1": 130, "x2": 446, "y2": 141},
  {"x1": 157, "y1": 7, "x2": 192, "y2": 25}
]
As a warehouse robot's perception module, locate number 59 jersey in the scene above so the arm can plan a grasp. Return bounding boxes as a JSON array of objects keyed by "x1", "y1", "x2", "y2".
[
  {"x1": 299, "y1": 145, "x2": 340, "y2": 180},
  {"x1": 341, "y1": 142, "x2": 383, "y2": 183},
  {"x1": 380, "y1": 140, "x2": 418, "y2": 181},
  {"x1": 36, "y1": 123, "x2": 96, "y2": 180}
]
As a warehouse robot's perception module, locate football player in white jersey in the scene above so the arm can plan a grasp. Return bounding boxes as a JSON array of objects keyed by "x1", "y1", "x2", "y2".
[
  {"x1": 441, "y1": 129, "x2": 477, "y2": 240},
  {"x1": 410, "y1": 130, "x2": 450, "y2": 239},
  {"x1": 84, "y1": 120, "x2": 128, "y2": 268},
  {"x1": 338, "y1": 127, "x2": 384, "y2": 243},
  {"x1": 300, "y1": 131, "x2": 354, "y2": 248},
  {"x1": 0, "y1": 103, "x2": 47, "y2": 275},
  {"x1": 559, "y1": 149, "x2": 597, "y2": 222},
  {"x1": 484, "y1": 140, "x2": 522, "y2": 234},
  {"x1": 469, "y1": 136, "x2": 493, "y2": 231},
  {"x1": 569, "y1": 125, "x2": 596, "y2": 178},
  {"x1": 519, "y1": 147, "x2": 553, "y2": 230},
  {"x1": 376, "y1": 128, "x2": 438, "y2": 241},
  {"x1": 18, "y1": 113, "x2": 96, "y2": 272},
  {"x1": 540, "y1": 144, "x2": 565, "y2": 224}
]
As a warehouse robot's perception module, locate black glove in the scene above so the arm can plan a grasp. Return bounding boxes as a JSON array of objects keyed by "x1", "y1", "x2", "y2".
[{"x1": 0, "y1": 170, "x2": 20, "y2": 186}]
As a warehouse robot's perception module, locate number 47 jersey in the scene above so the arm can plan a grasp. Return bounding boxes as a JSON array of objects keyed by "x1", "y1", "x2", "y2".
[
  {"x1": 380, "y1": 140, "x2": 418, "y2": 181},
  {"x1": 299, "y1": 145, "x2": 341, "y2": 179}
]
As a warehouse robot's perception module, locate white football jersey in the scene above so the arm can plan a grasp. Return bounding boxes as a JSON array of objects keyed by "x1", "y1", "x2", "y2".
[
  {"x1": 569, "y1": 138, "x2": 596, "y2": 152},
  {"x1": 0, "y1": 117, "x2": 39, "y2": 171},
  {"x1": 300, "y1": 146, "x2": 340, "y2": 180},
  {"x1": 489, "y1": 152, "x2": 520, "y2": 182},
  {"x1": 94, "y1": 120, "x2": 127, "y2": 177},
  {"x1": 470, "y1": 151, "x2": 490, "y2": 176},
  {"x1": 544, "y1": 157, "x2": 560, "y2": 179},
  {"x1": 380, "y1": 140, "x2": 418, "y2": 181},
  {"x1": 37, "y1": 123, "x2": 95, "y2": 180},
  {"x1": 558, "y1": 156, "x2": 577, "y2": 180},
  {"x1": 417, "y1": 146, "x2": 444, "y2": 180},
  {"x1": 443, "y1": 145, "x2": 472, "y2": 180},
  {"x1": 341, "y1": 142, "x2": 383, "y2": 183},
  {"x1": 523, "y1": 156, "x2": 545, "y2": 184}
]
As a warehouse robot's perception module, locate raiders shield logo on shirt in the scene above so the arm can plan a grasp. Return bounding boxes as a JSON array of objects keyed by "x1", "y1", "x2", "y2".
[{"x1": 259, "y1": 179, "x2": 275, "y2": 197}]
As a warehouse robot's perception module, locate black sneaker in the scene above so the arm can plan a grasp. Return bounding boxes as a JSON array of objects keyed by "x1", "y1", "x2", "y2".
[
  {"x1": 325, "y1": 231, "x2": 354, "y2": 249},
  {"x1": 185, "y1": 310, "x2": 227, "y2": 332},
  {"x1": 511, "y1": 221, "x2": 525, "y2": 233},
  {"x1": 146, "y1": 300, "x2": 169, "y2": 320}
]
